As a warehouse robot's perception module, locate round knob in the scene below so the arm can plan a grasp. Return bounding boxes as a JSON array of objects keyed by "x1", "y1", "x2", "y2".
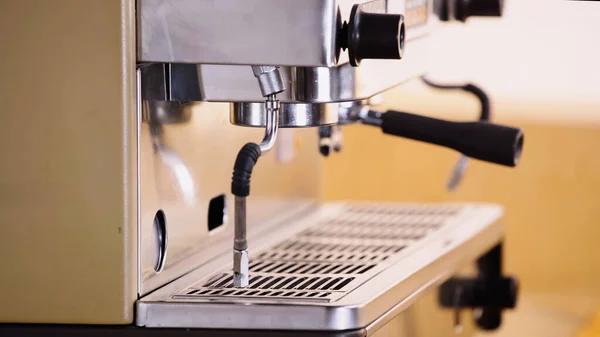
[
  {"x1": 345, "y1": 4, "x2": 405, "y2": 66},
  {"x1": 456, "y1": 0, "x2": 503, "y2": 22}
]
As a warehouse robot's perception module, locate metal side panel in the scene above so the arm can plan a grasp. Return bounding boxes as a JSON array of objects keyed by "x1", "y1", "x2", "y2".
[
  {"x1": 0, "y1": 0, "x2": 138, "y2": 324},
  {"x1": 136, "y1": 202, "x2": 504, "y2": 330}
]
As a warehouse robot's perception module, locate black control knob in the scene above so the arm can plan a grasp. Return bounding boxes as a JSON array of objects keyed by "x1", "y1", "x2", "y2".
[
  {"x1": 456, "y1": 0, "x2": 504, "y2": 21},
  {"x1": 343, "y1": 4, "x2": 405, "y2": 66}
]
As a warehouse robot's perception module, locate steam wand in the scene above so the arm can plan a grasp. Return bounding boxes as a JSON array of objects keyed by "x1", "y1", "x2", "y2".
[
  {"x1": 420, "y1": 77, "x2": 491, "y2": 190},
  {"x1": 231, "y1": 66, "x2": 284, "y2": 288}
]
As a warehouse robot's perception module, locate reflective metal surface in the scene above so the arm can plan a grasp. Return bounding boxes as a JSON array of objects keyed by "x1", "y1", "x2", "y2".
[
  {"x1": 138, "y1": 0, "x2": 433, "y2": 104},
  {"x1": 252, "y1": 66, "x2": 286, "y2": 97},
  {"x1": 258, "y1": 96, "x2": 281, "y2": 152},
  {"x1": 138, "y1": 0, "x2": 355, "y2": 66},
  {"x1": 231, "y1": 102, "x2": 339, "y2": 128},
  {"x1": 139, "y1": 99, "x2": 322, "y2": 295},
  {"x1": 137, "y1": 202, "x2": 504, "y2": 330},
  {"x1": 195, "y1": 40, "x2": 429, "y2": 103}
]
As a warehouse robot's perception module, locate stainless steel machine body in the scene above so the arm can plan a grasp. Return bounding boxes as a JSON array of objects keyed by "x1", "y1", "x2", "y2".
[{"x1": 0, "y1": 0, "x2": 513, "y2": 335}]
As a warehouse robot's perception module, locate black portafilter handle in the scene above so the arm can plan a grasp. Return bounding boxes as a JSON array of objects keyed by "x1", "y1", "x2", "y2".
[{"x1": 377, "y1": 110, "x2": 524, "y2": 167}]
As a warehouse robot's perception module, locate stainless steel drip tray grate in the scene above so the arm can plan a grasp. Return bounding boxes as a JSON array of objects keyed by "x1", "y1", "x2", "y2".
[
  {"x1": 137, "y1": 202, "x2": 504, "y2": 330},
  {"x1": 178, "y1": 272, "x2": 354, "y2": 302}
]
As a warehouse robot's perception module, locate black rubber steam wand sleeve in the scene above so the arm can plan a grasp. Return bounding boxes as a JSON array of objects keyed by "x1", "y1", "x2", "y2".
[
  {"x1": 231, "y1": 143, "x2": 262, "y2": 197},
  {"x1": 380, "y1": 110, "x2": 523, "y2": 167}
]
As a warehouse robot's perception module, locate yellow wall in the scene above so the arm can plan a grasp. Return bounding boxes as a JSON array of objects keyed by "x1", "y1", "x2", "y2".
[{"x1": 323, "y1": 84, "x2": 600, "y2": 296}]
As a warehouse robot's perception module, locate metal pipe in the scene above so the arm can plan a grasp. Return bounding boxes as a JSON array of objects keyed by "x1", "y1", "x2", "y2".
[
  {"x1": 232, "y1": 93, "x2": 280, "y2": 288},
  {"x1": 233, "y1": 196, "x2": 249, "y2": 288},
  {"x1": 233, "y1": 196, "x2": 247, "y2": 251},
  {"x1": 258, "y1": 94, "x2": 280, "y2": 155}
]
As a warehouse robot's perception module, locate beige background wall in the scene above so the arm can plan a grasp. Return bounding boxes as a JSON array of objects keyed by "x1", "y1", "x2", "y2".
[
  {"x1": 323, "y1": 0, "x2": 600, "y2": 322},
  {"x1": 323, "y1": 89, "x2": 600, "y2": 296}
]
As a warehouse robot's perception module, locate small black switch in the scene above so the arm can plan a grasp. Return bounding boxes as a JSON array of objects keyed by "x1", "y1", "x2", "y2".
[{"x1": 343, "y1": 4, "x2": 405, "y2": 67}]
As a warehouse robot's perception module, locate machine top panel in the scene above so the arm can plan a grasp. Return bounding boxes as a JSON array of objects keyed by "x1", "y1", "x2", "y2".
[{"x1": 137, "y1": 0, "x2": 408, "y2": 66}]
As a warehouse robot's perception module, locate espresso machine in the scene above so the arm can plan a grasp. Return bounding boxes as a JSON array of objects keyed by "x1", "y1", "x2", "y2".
[{"x1": 0, "y1": 0, "x2": 522, "y2": 336}]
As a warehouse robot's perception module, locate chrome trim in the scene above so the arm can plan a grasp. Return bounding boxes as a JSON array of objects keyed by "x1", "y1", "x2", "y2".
[{"x1": 231, "y1": 102, "x2": 338, "y2": 128}]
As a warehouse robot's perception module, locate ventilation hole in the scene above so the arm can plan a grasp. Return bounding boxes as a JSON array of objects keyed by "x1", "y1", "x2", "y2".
[
  {"x1": 321, "y1": 264, "x2": 341, "y2": 274},
  {"x1": 203, "y1": 274, "x2": 226, "y2": 287},
  {"x1": 262, "y1": 262, "x2": 286, "y2": 273},
  {"x1": 249, "y1": 261, "x2": 265, "y2": 270},
  {"x1": 287, "y1": 277, "x2": 307, "y2": 289},
  {"x1": 207, "y1": 194, "x2": 226, "y2": 231},
  {"x1": 300, "y1": 264, "x2": 322, "y2": 274},
  {"x1": 222, "y1": 290, "x2": 235, "y2": 295},
  {"x1": 276, "y1": 242, "x2": 292, "y2": 250},
  {"x1": 262, "y1": 277, "x2": 285, "y2": 289},
  {"x1": 309, "y1": 277, "x2": 331, "y2": 290},
  {"x1": 297, "y1": 277, "x2": 320, "y2": 290},
  {"x1": 287, "y1": 264, "x2": 309, "y2": 274},
  {"x1": 233, "y1": 290, "x2": 246, "y2": 295},
  {"x1": 186, "y1": 290, "x2": 199, "y2": 295},
  {"x1": 295, "y1": 292, "x2": 307, "y2": 297},
  {"x1": 246, "y1": 291, "x2": 259, "y2": 296},
  {"x1": 273, "y1": 277, "x2": 296, "y2": 289},
  {"x1": 345, "y1": 265, "x2": 364, "y2": 274},
  {"x1": 276, "y1": 263, "x2": 299, "y2": 274},
  {"x1": 331, "y1": 264, "x2": 353, "y2": 274},
  {"x1": 311, "y1": 264, "x2": 332, "y2": 274},
  {"x1": 313, "y1": 254, "x2": 322, "y2": 259},
  {"x1": 215, "y1": 276, "x2": 233, "y2": 288},
  {"x1": 303, "y1": 243, "x2": 316, "y2": 251},
  {"x1": 271, "y1": 291, "x2": 283, "y2": 296},
  {"x1": 348, "y1": 245, "x2": 362, "y2": 252},
  {"x1": 282, "y1": 292, "x2": 295, "y2": 297},
  {"x1": 347, "y1": 255, "x2": 355, "y2": 259},
  {"x1": 273, "y1": 262, "x2": 299, "y2": 274},
  {"x1": 250, "y1": 276, "x2": 272, "y2": 289},
  {"x1": 248, "y1": 276, "x2": 262, "y2": 285},
  {"x1": 198, "y1": 290, "x2": 211, "y2": 295},
  {"x1": 372, "y1": 246, "x2": 385, "y2": 253},
  {"x1": 258, "y1": 291, "x2": 271, "y2": 296},
  {"x1": 324, "y1": 254, "x2": 333, "y2": 259},
  {"x1": 306, "y1": 292, "x2": 318, "y2": 297},
  {"x1": 253, "y1": 262, "x2": 274, "y2": 272},
  {"x1": 334, "y1": 278, "x2": 355, "y2": 290},
  {"x1": 358, "y1": 265, "x2": 375, "y2": 274},
  {"x1": 314, "y1": 244, "x2": 327, "y2": 252},
  {"x1": 322, "y1": 277, "x2": 343, "y2": 290}
]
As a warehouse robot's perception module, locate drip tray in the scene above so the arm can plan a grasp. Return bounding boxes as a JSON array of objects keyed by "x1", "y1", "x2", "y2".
[{"x1": 137, "y1": 202, "x2": 504, "y2": 331}]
